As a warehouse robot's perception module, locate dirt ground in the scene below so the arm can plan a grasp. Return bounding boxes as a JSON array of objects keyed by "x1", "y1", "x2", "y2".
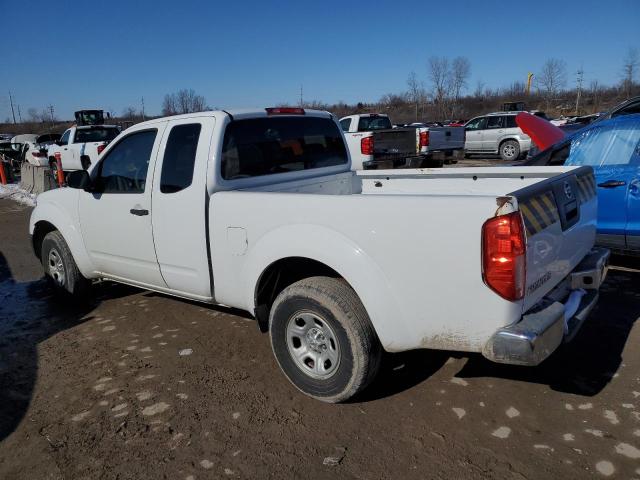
[{"x1": 1, "y1": 198, "x2": 640, "y2": 480}]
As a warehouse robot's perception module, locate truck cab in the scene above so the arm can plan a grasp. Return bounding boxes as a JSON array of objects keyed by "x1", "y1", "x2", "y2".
[{"x1": 48, "y1": 124, "x2": 120, "y2": 174}]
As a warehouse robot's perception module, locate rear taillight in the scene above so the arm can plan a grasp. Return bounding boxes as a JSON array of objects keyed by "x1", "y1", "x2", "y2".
[
  {"x1": 361, "y1": 136, "x2": 374, "y2": 155},
  {"x1": 419, "y1": 131, "x2": 429, "y2": 147},
  {"x1": 482, "y1": 211, "x2": 526, "y2": 301},
  {"x1": 97, "y1": 144, "x2": 106, "y2": 155}
]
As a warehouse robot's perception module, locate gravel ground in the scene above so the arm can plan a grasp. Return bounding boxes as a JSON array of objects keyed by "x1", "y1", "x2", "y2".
[{"x1": 1, "y1": 198, "x2": 640, "y2": 479}]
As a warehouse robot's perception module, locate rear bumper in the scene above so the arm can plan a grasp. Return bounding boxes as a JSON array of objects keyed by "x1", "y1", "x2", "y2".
[{"x1": 482, "y1": 247, "x2": 610, "y2": 366}]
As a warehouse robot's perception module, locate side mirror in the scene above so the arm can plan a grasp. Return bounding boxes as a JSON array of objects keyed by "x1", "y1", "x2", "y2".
[{"x1": 67, "y1": 170, "x2": 92, "y2": 190}]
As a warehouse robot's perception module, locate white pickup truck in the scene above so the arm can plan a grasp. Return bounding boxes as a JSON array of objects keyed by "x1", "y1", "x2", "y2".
[
  {"x1": 339, "y1": 113, "x2": 465, "y2": 170},
  {"x1": 47, "y1": 124, "x2": 120, "y2": 174},
  {"x1": 30, "y1": 107, "x2": 609, "y2": 403}
]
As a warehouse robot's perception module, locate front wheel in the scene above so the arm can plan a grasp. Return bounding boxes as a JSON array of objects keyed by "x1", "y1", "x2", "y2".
[
  {"x1": 41, "y1": 231, "x2": 89, "y2": 296},
  {"x1": 269, "y1": 277, "x2": 381, "y2": 403},
  {"x1": 499, "y1": 140, "x2": 520, "y2": 161}
]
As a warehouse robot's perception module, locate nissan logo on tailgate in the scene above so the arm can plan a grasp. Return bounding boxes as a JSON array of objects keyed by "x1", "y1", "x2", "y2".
[{"x1": 564, "y1": 181, "x2": 574, "y2": 199}]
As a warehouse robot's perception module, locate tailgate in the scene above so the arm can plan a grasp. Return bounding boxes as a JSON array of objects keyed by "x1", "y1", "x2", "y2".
[
  {"x1": 513, "y1": 166, "x2": 598, "y2": 312},
  {"x1": 372, "y1": 128, "x2": 417, "y2": 157},
  {"x1": 424, "y1": 127, "x2": 465, "y2": 151}
]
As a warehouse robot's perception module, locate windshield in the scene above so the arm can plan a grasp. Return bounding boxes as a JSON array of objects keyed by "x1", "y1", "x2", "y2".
[
  {"x1": 74, "y1": 127, "x2": 119, "y2": 143},
  {"x1": 358, "y1": 116, "x2": 392, "y2": 131}
]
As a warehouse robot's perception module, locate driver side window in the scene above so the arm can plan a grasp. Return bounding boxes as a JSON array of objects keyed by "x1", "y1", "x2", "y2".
[
  {"x1": 59, "y1": 130, "x2": 71, "y2": 145},
  {"x1": 465, "y1": 117, "x2": 487, "y2": 131},
  {"x1": 96, "y1": 130, "x2": 157, "y2": 194}
]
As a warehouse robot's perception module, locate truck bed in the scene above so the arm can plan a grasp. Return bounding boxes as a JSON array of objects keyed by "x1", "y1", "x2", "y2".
[{"x1": 213, "y1": 165, "x2": 597, "y2": 352}]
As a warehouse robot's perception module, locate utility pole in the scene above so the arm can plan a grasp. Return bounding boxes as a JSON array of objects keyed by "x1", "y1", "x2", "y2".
[
  {"x1": 17, "y1": 104, "x2": 22, "y2": 123},
  {"x1": 8, "y1": 91, "x2": 16, "y2": 124},
  {"x1": 48, "y1": 105, "x2": 55, "y2": 128},
  {"x1": 141, "y1": 96, "x2": 146, "y2": 121},
  {"x1": 299, "y1": 85, "x2": 303, "y2": 108},
  {"x1": 575, "y1": 67, "x2": 584, "y2": 116}
]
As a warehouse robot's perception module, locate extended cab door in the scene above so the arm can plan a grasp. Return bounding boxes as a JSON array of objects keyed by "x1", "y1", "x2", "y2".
[
  {"x1": 78, "y1": 125, "x2": 167, "y2": 287},
  {"x1": 150, "y1": 117, "x2": 215, "y2": 299},
  {"x1": 57, "y1": 129, "x2": 75, "y2": 169}
]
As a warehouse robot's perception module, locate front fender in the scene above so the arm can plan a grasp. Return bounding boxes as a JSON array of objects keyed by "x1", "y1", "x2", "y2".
[
  {"x1": 240, "y1": 224, "x2": 406, "y2": 351},
  {"x1": 29, "y1": 192, "x2": 96, "y2": 278}
]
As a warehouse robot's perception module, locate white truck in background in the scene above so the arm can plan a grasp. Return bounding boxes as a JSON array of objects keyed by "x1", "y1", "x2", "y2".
[
  {"x1": 30, "y1": 107, "x2": 608, "y2": 403},
  {"x1": 339, "y1": 113, "x2": 465, "y2": 170},
  {"x1": 47, "y1": 124, "x2": 120, "y2": 175}
]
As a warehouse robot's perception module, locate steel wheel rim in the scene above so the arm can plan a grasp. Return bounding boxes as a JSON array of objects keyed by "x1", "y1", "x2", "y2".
[
  {"x1": 48, "y1": 248, "x2": 65, "y2": 286},
  {"x1": 285, "y1": 311, "x2": 341, "y2": 380}
]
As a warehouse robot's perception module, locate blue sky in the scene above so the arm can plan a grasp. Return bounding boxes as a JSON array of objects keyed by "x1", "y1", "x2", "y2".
[{"x1": 1, "y1": 0, "x2": 638, "y2": 120}]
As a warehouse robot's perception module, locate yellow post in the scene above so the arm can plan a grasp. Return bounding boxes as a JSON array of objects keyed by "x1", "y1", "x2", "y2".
[{"x1": 526, "y1": 73, "x2": 534, "y2": 95}]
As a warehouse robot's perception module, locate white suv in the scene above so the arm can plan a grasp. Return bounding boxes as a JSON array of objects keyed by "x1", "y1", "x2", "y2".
[{"x1": 464, "y1": 112, "x2": 531, "y2": 160}]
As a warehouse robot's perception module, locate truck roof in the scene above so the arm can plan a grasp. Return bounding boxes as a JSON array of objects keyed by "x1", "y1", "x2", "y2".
[
  {"x1": 131, "y1": 109, "x2": 333, "y2": 129},
  {"x1": 75, "y1": 124, "x2": 119, "y2": 129}
]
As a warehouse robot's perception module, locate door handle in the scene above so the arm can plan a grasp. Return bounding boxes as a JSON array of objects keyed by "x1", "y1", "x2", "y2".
[
  {"x1": 130, "y1": 208, "x2": 149, "y2": 216},
  {"x1": 597, "y1": 180, "x2": 626, "y2": 188}
]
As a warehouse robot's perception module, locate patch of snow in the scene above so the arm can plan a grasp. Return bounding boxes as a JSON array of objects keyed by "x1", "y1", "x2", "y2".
[{"x1": 0, "y1": 183, "x2": 37, "y2": 207}]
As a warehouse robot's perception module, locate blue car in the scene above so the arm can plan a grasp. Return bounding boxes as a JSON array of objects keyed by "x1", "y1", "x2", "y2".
[{"x1": 526, "y1": 114, "x2": 640, "y2": 255}]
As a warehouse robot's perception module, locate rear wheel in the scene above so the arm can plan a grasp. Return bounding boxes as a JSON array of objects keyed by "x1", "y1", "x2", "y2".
[
  {"x1": 499, "y1": 140, "x2": 520, "y2": 161},
  {"x1": 269, "y1": 277, "x2": 381, "y2": 403},
  {"x1": 41, "y1": 231, "x2": 89, "y2": 296}
]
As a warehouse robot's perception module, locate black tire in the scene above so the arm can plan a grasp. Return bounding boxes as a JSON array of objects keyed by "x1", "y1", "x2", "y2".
[
  {"x1": 269, "y1": 277, "x2": 381, "y2": 403},
  {"x1": 499, "y1": 140, "x2": 520, "y2": 161},
  {"x1": 41, "y1": 231, "x2": 90, "y2": 296}
]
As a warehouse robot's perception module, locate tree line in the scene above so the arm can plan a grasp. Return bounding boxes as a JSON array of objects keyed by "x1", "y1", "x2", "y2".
[{"x1": 2, "y1": 47, "x2": 638, "y2": 135}]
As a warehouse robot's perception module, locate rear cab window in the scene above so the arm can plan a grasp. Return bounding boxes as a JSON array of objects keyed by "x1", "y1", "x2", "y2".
[
  {"x1": 357, "y1": 116, "x2": 392, "y2": 132},
  {"x1": 74, "y1": 127, "x2": 120, "y2": 143},
  {"x1": 221, "y1": 116, "x2": 348, "y2": 180}
]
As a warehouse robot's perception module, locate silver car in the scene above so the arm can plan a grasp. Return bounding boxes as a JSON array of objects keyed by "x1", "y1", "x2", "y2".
[{"x1": 464, "y1": 112, "x2": 532, "y2": 160}]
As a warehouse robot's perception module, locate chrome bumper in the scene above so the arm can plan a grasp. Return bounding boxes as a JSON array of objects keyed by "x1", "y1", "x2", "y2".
[{"x1": 482, "y1": 248, "x2": 610, "y2": 366}]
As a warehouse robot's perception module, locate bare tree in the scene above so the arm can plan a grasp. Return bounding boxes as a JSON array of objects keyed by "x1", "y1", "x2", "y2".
[
  {"x1": 40, "y1": 107, "x2": 57, "y2": 124},
  {"x1": 27, "y1": 107, "x2": 40, "y2": 123},
  {"x1": 162, "y1": 89, "x2": 208, "y2": 116},
  {"x1": 162, "y1": 93, "x2": 178, "y2": 116},
  {"x1": 589, "y1": 80, "x2": 604, "y2": 111},
  {"x1": 537, "y1": 58, "x2": 567, "y2": 110},
  {"x1": 473, "y1": 80, "x2": 485, "y2": 99},
  {"x1": 427, "y1": 56, "x2": 451, "y2": 120},
  {"x1": 622, "y1": 47, "x2": 639, "y2": 99},
  {"x1": 122, "y1": 106, "x2": 137, "y2": 120},
  {"x1": 379, "y1": 93, "x2": 408, "y2": 109},
  {"x1": 406, "y1": 71, "x2": 424, "y2": 121},
  {"x1": 450, "y1": 57, "x2": 471, "y2": 117}
]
